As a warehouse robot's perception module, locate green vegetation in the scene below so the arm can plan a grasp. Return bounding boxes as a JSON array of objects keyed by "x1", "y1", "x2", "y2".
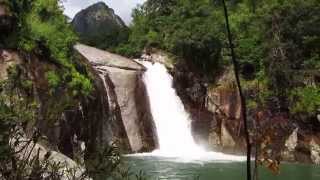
[
  {"x1": 115, "y1": 0, "x2": 319, "y2": 119},
  {"x1": 46, "y1": 71, "x2": 61, "y2": 88},
  {"x1": 115, "y1": 0, "x2": 225, "y2": 76},
  {"x1": 3, "y1": 0, "x2": 92, "y2": 96},
  {"x1": 290, "y1": 87, "x2": 320, "y2": 114}
]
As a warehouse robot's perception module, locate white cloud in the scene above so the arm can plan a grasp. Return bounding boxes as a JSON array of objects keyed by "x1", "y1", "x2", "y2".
[{"x1": 61, "y1": 0, "x2": 146, "y2": 25}]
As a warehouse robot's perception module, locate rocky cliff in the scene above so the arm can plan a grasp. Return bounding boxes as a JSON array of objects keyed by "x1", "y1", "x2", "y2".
[
  {"x1": 72, "y1": 2, "x2": 129, "y2": 49},
  {"x1": 74, "y1": 44, "x2": 158, "y2": 153},
  {"x1": 0, "y1": 44, "x2": 158, "y2": 179},
  {"x1": 0, "y1": 48, "x2": 110, "y2": 162},
  {"x1": 144, "y1": 50, "x2": 320, "y2": 164}
]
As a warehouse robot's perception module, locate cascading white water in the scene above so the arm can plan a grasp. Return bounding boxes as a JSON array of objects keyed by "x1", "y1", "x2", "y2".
[
  {"x1": 141, "y1": 61, "x2": 204, "y2": 157},
  {"x1": 138, "y1": 61, "x2": 245, "y2": 162}
]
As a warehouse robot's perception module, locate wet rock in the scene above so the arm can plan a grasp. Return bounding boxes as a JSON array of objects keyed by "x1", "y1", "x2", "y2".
[
  {"x1": 141, "y1": 48, "x2": 174, "y2": 69},
  {"x1": 285, "y1": 128, "x2": 298, "y2": 151},
  {"x1": 206, "y1": 68, "x2": 241, "y2": 119},
  {"x1": 171, "y1": 61, "x2": 214, "y2": 148},
  {"x1": 204, "y1": 68, "x2": 245, "y2": 152},
  {"x1": 282, "y1": 128, "x2": 298, "y2": 161},
  {"x1": 310, "y1": 138, "x2": 320, "y2": 164},
  {"x1": 221, "y1": 122, "x2": 236, "y2": 148},
  {"x1": 294, "y1": 132, "x2": 312, "y2": 163},
  {"x1": 208, "y1": 130, "x2": 221, "y2": 150}
]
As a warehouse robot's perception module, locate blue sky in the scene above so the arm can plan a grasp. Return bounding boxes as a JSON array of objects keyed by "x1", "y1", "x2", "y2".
[{"x1": 61, "y1": 0, "x2": 146, "y2": 25}]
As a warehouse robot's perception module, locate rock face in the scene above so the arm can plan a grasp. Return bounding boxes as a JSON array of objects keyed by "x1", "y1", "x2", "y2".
[
  {"x1": 170, "y1": 56, "x2": 320, "y2": 163},
  {"x1": 282, "y1": 128, "x2": 298, "y2": 161},
  {"x1": 170, "y1": 60, "x2": 215, "y2": 150},
  {"x1": 11, "y1": 131, "x2": 87, "y2": 180},
  {"x1": 0, "y1": 47, "x2": 118, "y2": 176},
  {"x1": 310, "y1": 138, "x2": 320, "y2": 164},
  {"x1": 205, "y1": 69, "x2": 245, "y2": 152},
  {"x1": 72, "y1": 2, "x2": 128, "y2": 49},
  {"x1": 75, "y1": 44, "x2": 158, "y2": 152}
]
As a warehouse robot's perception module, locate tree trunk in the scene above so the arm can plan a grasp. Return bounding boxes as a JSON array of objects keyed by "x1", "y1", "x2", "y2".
[{"x1": 221, "y1": 1, "x2": 252, "y2": 180}]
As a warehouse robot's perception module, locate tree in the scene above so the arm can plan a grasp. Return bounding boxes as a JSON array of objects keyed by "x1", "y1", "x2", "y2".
[{"x1": 221, "y1": 0, "x2": 252, "y2": 180}]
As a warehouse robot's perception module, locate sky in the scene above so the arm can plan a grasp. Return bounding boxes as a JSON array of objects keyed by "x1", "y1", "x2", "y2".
[{"x1": 61, "y1": 0, "x2": 146, "y2": 25}]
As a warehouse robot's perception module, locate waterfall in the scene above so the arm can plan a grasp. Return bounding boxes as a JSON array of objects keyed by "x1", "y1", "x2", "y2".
[
  {"x1": 139, "y1": 61, "x2": 245, "y2": 161},
  {"x1": 141, "y1": 61, "x2": 204, "y2": 157}
]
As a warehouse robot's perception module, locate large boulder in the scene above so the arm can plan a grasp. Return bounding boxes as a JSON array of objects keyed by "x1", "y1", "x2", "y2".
[
  {"x1": 72, "y1": 2, "x2": 129, "y2": 49},
  {"x1": 11, "y1": 130, "x2": 87, "y2": 180},
  {"x1": 75, "y1": 44, "x2": 158, "y2": 153}
]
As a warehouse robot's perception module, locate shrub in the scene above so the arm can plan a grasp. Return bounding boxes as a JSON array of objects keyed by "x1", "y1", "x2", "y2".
[{"x1": 290, "y1": 86, "x2": 320, "y2": 114}]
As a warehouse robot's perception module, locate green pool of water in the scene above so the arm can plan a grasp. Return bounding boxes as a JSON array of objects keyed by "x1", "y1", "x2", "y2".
[{"x1": 125, "y1": 156, "x2": 320, "y2": 180}]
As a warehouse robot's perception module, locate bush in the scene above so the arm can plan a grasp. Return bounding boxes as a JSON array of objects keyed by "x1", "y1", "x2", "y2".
[
  {"x1": 290, "y1": 86, "x2": 320, "y2": 114},
  {"x1": 46, "y1": 71, "x2": 61, "y2": 88}
]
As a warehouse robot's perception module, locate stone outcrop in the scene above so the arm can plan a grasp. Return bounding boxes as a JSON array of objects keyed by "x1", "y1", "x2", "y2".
[
  {"x1": 171, "y1": 60, "x2": 245, "y2": 153},
  {"x1": 75, "y1": 44, "x2": 145, "y2": 71},
  {"x1": 75, "y1": 44, "x2": 158, "y2": 153},
  {"x1": 72, "y1": 2, "x2": 128, "y2": 49},
  {"x1": 282, "y1": 128, "x2": 298, "y2": 161},
  {"x1": 170, "y1": 57, "x2": 320, "y2": 163},
  {"x1": 205, "y1": 68, "x2": 245, "y2": 152},
  {"x1": 310, "y1": 138, "x2": 320, "y2": 164},
  {"x1": 141, "y1": 48, "x2": 174, "y2": 69},
  {"x1": 0, "y1": 50, "x2": 21, "y2": 79},
  {"x1": 11, "y1": 130, "x2": 87, "y2": 180}
]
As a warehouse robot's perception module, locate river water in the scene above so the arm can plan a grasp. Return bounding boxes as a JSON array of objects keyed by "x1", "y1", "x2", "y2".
[{"x1": 125, "y1": 156, "x2": 320, "y2": 180}]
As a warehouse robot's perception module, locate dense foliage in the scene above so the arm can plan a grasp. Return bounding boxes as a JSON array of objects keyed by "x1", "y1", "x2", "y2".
[
  {"x1": 236, "y1": 0, "x2": 320, "y2": 117},
  {"x1": 2, "y1": 0, "x2": 92, "y2": 96},
  {"x1": 115, "y1": 0, "x2": 226, "y2": 76},
  {"x1": 116, "y1": 0, "x2": 320, "y2": 119}
]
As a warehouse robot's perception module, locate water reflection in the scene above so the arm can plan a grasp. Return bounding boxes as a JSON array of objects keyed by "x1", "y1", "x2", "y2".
[{"x1": 126, "y1": 156, "x2": 320, "y2": 180}]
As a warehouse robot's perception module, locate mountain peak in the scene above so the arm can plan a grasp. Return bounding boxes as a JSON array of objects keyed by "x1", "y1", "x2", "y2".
[
  {"x1": 72, "y1": 2, "x2": 128, "y2": 49},
  {"x1": 87, "y1": 1, "x2": 109, "y2": 10}
]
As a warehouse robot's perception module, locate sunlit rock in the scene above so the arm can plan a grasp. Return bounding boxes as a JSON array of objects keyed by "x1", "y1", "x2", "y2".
[
  {"x1": 310, "y1": 138, "x2": 320, "y2": 164},
  {"x1": 281, "y1": 128, "x2": 298, "y2": 161},
  {"x1": 74, "y1": 44, "x2": 157, "y2": 152}
]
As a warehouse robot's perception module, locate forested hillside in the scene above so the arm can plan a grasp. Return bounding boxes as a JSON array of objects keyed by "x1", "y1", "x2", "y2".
[{"x1": 115, "y1": 0, "x2": 320, "y2": 121}]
